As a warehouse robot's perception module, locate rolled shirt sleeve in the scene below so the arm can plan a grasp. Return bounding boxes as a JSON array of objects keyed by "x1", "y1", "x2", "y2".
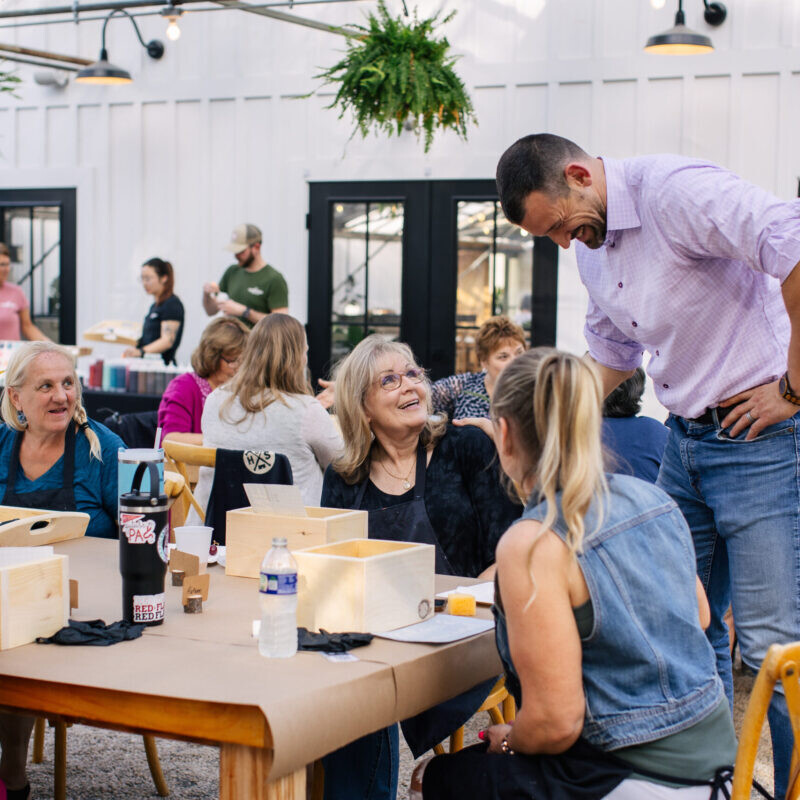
[{"x1": 584, "y1": 296, "x2": 644, "y2": 372}]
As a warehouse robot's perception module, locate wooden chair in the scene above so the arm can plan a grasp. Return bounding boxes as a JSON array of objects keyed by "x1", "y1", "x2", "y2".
[
  {"x1": 432, "y1": 677, "x2": 515, "y2": 755},
  {"x1": 31, "y1": 720, "x2": 168, "y2": 799},
  {"x1": 733, "y1": 641, "x2": 800, "y2": 800},
  {"x1": 162, "y1": 441, "x2": 216, "y2": 523}
]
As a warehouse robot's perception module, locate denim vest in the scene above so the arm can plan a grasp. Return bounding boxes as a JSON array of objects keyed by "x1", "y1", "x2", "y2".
[{"x1": 495, "y1": 473, "x2": 724, "y2": 750}]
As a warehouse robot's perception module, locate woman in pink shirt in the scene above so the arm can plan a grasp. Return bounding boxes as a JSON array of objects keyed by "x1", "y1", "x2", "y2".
[
  {"x1": 0, "y1": 243, "x2": 49, "y2": 341},
  {"x1": 158, "y1": 317, "x2": 249, "y2": 444}
]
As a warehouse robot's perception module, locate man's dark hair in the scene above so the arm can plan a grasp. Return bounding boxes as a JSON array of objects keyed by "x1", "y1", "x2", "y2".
[
  {"x1": 496, "y1": 134, "x2": 590, "y2": 224},
  {"x1": 603, "y1": 367, "x2": 646, "y2": 418}
]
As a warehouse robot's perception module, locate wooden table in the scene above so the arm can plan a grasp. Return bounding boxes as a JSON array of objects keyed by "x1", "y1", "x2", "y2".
[{"x1": 0, "y1": 538, "x2": 500, "y2": 799}]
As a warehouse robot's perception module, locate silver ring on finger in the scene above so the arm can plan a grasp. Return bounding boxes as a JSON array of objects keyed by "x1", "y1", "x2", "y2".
[{"x1": 746, "y1": 410, "x2": 756, "y2": 423}]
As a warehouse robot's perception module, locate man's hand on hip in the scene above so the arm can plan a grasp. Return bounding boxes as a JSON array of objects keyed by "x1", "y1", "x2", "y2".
[{"x1": 719, "y1": 380, "x2": 798, "y2": 440}]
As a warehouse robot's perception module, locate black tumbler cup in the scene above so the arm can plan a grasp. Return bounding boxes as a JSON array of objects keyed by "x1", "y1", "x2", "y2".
[{"x1": 119, "y1": 460, "x2": 169, "y2": 626}]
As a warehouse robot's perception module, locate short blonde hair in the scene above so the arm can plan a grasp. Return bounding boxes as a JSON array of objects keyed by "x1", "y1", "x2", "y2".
[
  {"x1": 191, "y1": 317, "x2": 249, "y2": 379},
  {"x1": 332, "y1": 335, "x2": 446, "y2": 485},
  {"x1": 1, "y1": 342, "x2": 102, "y2": 460},
  {"x1": 476, "y1": 316, "x2": 526, "y2": 363}
]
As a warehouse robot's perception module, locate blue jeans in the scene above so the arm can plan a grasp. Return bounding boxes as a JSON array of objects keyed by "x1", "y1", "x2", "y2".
[
  {"x1": 322, "y1": 726, "x2": 399, "y2": 800},
  {"x1": 657, "y1": 410, "x2": 800, "y2": 799}
]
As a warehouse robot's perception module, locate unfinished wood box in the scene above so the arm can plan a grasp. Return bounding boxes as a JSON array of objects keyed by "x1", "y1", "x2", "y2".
[
  {"x1": 294, "y1": 539, "x2": 435, "y2": 633},
  {"x1": 0, "y1": 549, "x2": 69, "y2": 650},
  {"x1": 225, "y1": 506, "x2": 368, "y2": 579}
]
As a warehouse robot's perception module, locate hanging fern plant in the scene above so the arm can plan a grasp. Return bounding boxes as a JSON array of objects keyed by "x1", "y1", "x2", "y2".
[
  {"x1": 316, "y1": 1, "x2": 477, "y2": 153},
  {"x1": 0, "y1": 63, "x2": 21, "y2": 97}
]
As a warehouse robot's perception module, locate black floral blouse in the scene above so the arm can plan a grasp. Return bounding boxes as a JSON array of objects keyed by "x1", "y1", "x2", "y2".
[{"x1": 431, "y1": 371, "x2": 491, "y2": 420}]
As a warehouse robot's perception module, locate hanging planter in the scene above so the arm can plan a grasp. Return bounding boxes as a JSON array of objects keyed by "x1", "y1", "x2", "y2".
[
  {"x1": 0, "y1": 64, "x2": 21, "y2": 97},
  {"x1": 316, "y1": 1, "x2": 477, "y2": 153}
]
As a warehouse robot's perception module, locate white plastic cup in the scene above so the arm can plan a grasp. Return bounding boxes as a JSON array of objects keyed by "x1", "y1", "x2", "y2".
[{"x1": 174, "y1": 526, "x2": 213, "y2": 571}]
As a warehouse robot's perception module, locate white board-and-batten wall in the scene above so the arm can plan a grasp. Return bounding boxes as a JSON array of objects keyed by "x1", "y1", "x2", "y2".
[{"x1": 0, "y1": 0, "x2": 798, "y2": 418}]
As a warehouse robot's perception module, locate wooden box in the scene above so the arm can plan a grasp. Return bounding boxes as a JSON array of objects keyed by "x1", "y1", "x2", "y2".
[
  {"x1": 0, "y1": 548, "x2": 69, "y2": 650},
  {"x1": 225, "y1": 506, "x2": 368, "y2": 579},
  {"x1": 82, "y1": 319, "x2": 142, "y2": 347},
  {"x1": 294, "y1": 539, "x2": 435, "y2": 633}
]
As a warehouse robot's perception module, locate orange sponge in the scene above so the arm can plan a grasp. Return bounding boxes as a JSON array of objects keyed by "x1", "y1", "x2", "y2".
[{"x1": 447, "y1": 593, "x2": 476, "y2": 616}]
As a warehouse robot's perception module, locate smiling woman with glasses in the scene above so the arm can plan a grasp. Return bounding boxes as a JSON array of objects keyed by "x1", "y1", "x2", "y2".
[
  {"x1": 319, "y1": 334, "x2": 522, "y2": 800},
  {"x1": 158, "y1": 316, "x2": 249, "y2": 445}
]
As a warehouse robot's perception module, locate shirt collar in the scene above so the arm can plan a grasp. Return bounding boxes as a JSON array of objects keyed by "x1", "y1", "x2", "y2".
[{"x1": 601, "y1": 157, "x2": 641, "y2": 234}]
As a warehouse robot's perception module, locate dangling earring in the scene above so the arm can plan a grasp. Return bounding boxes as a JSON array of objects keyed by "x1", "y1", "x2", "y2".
[{"x1": 16, "y1": 410, "x2": 27, "y2": 426}]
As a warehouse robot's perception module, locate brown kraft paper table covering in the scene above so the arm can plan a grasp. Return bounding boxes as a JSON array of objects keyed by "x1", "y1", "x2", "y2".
[{"x1": 0, "y1": 538, "x2": 500, "y2": 784}]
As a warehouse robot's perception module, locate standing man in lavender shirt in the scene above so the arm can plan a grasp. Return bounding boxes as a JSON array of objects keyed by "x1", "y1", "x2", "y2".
[{"x1": 496, "y1": 133, "x2": 800, "y2": 796}]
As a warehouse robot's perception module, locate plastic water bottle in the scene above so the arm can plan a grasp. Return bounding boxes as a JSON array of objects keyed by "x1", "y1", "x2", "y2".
[{"x1": 258, "y1": 537, "x2": 298, "y2": 658}]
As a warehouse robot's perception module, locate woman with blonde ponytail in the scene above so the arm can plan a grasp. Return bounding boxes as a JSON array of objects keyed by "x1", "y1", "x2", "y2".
[
  {"x1": 0, "y1": 341, "x2": 124, "y2": 539},
  {"x1": 413, "y1": 348, "x2": 736, "y2": 800}
]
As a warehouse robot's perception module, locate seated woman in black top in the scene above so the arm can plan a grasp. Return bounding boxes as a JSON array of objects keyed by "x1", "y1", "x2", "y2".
[
  {"x1": 320, "y1": 335, "x2": 521, "y2": 800},
  {"x1": 123, "y1": 257, "x2": 184, "y2": 365}
]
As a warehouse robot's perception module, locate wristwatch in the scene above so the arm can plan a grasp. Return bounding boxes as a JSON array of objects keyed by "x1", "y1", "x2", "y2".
[
  {"x1": 500, "y1": 736, "x2": 515, "y2": 755},
  {"x1": 779, "y1": 372, "x2": 800, "y2": 407},
  {"x1": 240, "y1": 307, "x2": 252, "y2": 323}
]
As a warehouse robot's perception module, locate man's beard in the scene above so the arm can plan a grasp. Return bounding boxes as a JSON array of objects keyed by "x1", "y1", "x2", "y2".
[
  {"x1": 238, "y1": 252, "x2": 255, "y2": 268},
  {"x1": 580, "y1": 221, "x2": 607, "y2": 250}
]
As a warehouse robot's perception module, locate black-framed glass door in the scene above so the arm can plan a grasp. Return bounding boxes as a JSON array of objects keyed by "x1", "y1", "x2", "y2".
[
  {"x1": 0, "y1": 188, "x2": 77, "y2": 344},
  {"x1": 307, "y1": 180, "x2": 558, "y2": 383}
]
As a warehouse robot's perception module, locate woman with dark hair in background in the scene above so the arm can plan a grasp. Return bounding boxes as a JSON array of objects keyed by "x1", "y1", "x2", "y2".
[
  {"x1": 123, "y1": 257, "x2": 184, "y2": 364},
  {"x1": 602, "y1": 367, "x2": 668, "y2": 484}
]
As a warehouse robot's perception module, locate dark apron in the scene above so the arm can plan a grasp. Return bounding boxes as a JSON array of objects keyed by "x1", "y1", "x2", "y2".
[
  {"x1": 357, "y1": 442, "x2": 495, "y2": 755},
  {"x1": 355, "y1": 442, "x2": 455, "y2": 575},
  {"x1": 3, "y1": 424, "x2": 77, "y2": 512}
]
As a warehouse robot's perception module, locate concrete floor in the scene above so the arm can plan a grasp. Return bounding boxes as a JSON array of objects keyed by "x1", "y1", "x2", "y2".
[{"x1": 23, "y1": 655, "x2": 773, "y2": 800}]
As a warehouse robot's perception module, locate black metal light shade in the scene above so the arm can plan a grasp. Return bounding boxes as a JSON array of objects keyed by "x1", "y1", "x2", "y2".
[
  {"x1": 645, "y1": 1, "x2": 726, "y2": 55},
  {"x1": 75, "y1": 48, "x2": 132, "y2": 84},
  {"x1": 75, "y1": 9, "x2": 164, "y2": 85}
]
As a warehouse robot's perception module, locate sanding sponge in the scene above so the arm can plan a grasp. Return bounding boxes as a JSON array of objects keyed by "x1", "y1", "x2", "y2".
[{"x1": 447, "y1": 593, "x2": 476, "y2": 616}]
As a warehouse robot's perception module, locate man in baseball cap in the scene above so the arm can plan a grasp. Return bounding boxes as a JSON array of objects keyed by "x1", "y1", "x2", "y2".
[{"x1": 203, "y1": 223, "x2": 288, "y2": 326}]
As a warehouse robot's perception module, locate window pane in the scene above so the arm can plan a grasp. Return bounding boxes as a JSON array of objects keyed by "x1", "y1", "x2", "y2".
[
  {"x1": 331, "y1": 202, "x2": 368, "y2": 324},
  {"x1": 495, "y1": 205, "x2": 533, "y2": 337},
  {"x1": 366, "y1": 202, "x2": 403, "y2": 327}
]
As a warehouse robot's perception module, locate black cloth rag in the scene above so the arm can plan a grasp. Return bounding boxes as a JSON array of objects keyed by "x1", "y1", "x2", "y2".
[
  {"x1": 297, "y1": 627, "x2": 373, "y2": 653},
  {"x1": 206, "y1": 448, "x2": 293, "y2": 544},
  {"x1": 36, "y1": 619, "x2": 145, "y2": 646}
]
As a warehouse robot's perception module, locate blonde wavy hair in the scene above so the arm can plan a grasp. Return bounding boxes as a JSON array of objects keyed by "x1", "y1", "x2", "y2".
[
  {"x1": 221, "y1": 313, "x2": 311, "y2": 423},
  {"x1": 332, "y1": 335, "x2": 447, "y2": 485},
  {"x1": 491, "y1": 348, "x2": 607, "y2": 564},
  {"x1": 1, "y1": 341, "x2": 102, "y2": 460}
]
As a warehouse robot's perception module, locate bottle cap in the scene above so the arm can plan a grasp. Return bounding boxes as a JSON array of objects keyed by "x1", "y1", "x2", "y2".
[{"x1": 272, "y1": 537, "x2": 288, "y2": 546}]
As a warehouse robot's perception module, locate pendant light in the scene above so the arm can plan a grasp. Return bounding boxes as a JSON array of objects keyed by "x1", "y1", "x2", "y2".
[
  {"x1": 76, "y1": 8, "x2": 164, "y2": 85},
  {"x1": 160, "y1": 5, "x2": 185, "y2": 42},
  {"x1": 645, "y1": 0, "x2": 726, "y2": 55}
]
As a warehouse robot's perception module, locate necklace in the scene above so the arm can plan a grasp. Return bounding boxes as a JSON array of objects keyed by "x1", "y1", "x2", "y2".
[{"x1": 379, "y1": 453, "x2": 416, "y2": 490}]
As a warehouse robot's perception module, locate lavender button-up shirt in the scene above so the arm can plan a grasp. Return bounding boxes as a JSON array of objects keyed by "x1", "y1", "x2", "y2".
[{"x1": 578, "y1": 155, "x2": 800, "y2": 418}]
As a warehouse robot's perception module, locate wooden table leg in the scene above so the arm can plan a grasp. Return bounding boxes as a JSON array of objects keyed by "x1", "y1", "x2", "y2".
[{"x1": 219, "y1": 743, "x2": 305, "y2": 800}]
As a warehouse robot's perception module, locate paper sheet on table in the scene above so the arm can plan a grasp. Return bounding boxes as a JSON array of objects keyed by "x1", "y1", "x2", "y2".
[
  {"x1": 0, "y1": 546, "x2": 55, "y2": 566},
  {"x1": 244, "y1": 484, "x2": 307, "y2": 516},
  {"x1": 435, "y1": 582, "x2": 495, "y2": 606},
  {"x1": 374, "y1": 614, "x2": 494, "y2": 644}
]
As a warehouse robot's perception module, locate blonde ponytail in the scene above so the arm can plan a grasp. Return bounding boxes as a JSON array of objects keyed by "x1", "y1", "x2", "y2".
[
  {"x1": 491, "y1": 348, "x2": 607, "y2": 595},
  {"x1": 3, "y1": 342, "x2": 102, "y2": 461}
]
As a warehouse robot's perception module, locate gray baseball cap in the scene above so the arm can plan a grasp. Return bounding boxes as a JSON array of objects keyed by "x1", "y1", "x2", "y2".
[{"x1": 224, "y1": 223, "x2": 262, "y2": 254}]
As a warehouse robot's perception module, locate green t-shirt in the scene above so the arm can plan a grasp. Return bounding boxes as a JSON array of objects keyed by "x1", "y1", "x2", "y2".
[{"x1": 219, "y1": 263, "x2": 288, "y2": 325}]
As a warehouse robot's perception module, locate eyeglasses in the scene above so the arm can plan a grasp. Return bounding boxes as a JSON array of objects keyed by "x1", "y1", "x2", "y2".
[
  {"x1": 221, "y1": 354, "x2": 241, "y2": 366},
  {"x1": 376, "y1": 368, "x2": 427, "y2": 392}
]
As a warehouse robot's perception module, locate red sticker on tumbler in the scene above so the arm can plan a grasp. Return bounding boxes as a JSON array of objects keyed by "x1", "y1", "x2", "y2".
[
  {"x1": 120, "y1": 512, "x2": 157, "y2": 544},
  {"x1": 132, "y1": 593, "x2": 165, "y2": 623}
]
